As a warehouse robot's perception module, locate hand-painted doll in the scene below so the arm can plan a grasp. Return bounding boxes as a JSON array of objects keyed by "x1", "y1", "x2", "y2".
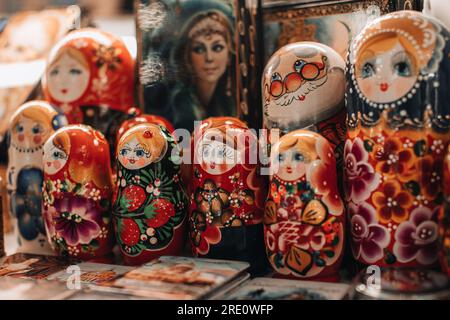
[
  {"x1": 439, "y1": 145, "x2": 450, "y2": 276},
  {"x1": 41, "y1": 28, "x2": 135, "y2": 157},
  {"x1": 189, "y1": 117, "x2": 267, "y2": 273},
  {"x1": 262, "y1": 42, "x2": 347, "y2": 167},
  {"x1": 345, "y1": 11, "x2": 450, "y2": 268},
  {"x1": 264, "y1": 130, "x2": 345, "y2": 280},
  {"x1": 7, "y1": 101, "x2": 67, "y2": 254},
  {"x1": 42, "y1": 125, "x2": 114, "y2": 260},
  {"x1": 113, "y1": 123, "x2": 188, "y2": 265}
]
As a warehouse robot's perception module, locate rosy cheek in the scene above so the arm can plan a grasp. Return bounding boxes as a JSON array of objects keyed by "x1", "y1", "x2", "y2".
[
  {"x1": 53, "y1": 160, "x2": 61, "y2": 170},
  {"x1": 121, "y1": 158, "x2": 128, "y2": 165},
  {"x1": 136, "y1": 158, "x2": 146, "y2": 166},
  {"x1": 18, "y1": 134, "x2": 25, "y2": 142},
  {"x1": 33, "y1": 135, "x2": 42, "y2": 144}
]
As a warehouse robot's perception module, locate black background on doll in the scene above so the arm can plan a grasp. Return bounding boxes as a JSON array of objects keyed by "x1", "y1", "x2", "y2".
[{"x1": 137, "y1": 0, "x2": 237, "y2": 131}]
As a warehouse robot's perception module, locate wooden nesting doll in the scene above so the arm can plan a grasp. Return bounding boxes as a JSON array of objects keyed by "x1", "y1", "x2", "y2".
[
  {"x1": 345, "y1": 11, "x2": 450, "y2": 268},
  {"x1": 7, "y1": 101, "x2": 68, "y2": 254},
  {"x1": 42, "y1": 125, "x2": 114, "y2": 260},
  {"x1": 262, "y1": 42, "x2": 347, "y2": 167},
  {"x1": 264, "y1": 130, "x2": 345, "y2": 280},
  {"x1": 41, "y1": 28, "x2": 135, "y2": 154},
  {"x1": 113, "y1": 123, "x2": 188, "y2": 265},
  {"x1": 189, "y1": 117, "x2": 267, "y2": 273},
  {"x1": 439, "y1": 145, "x2": 450, "y2": 276}
]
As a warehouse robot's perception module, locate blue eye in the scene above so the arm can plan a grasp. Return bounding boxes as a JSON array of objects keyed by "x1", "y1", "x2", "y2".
[
  {"x1": 16, "y1": 124, "x2": 24, "y2": 133},
  {"x1": 50, "y1": 68, "x2": 59, "y2": 76},
  {"x1": 212, "y1": 44, "x2": 224, "y2": 52},
  {"x1": 135, "y1": 149, "x2": 144, "y2": 157},
  {"x1": 120, "y1": 149, "x2": 128, "y2": 156},
  {"x1": 278, "y1": 153, "x2": 285, "y2": 162},
  {"x1": 52, "y1": 151, "x2": 65, "y2": 159},
  {"x1": 192, "y1": 44, "x2": 206, "y2": 54},
  {"x1": 271, "y1": 72, "x2": 282, "y2": 82},
  {"x1": 70, "y1": 68, "x2": 82, "y2": 75},
  {"x1": 394, "y1": 61, "x2": 411, "y2": 77},
  {"x1": 294, "y1": 60, "x2": 305, "y2": 73},
  {"x1": 361, "y1": 63, "x2": 375, "y2": 78},
  {"x1": 32, "y1": 125, "x2": 41, "y2": 134},
  {"x1": 293, "y1": 152, "x2": 304, "y2": 162}
]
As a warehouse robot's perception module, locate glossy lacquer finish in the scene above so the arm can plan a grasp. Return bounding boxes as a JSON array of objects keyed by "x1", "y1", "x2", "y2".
[
  {"x1": 7, "y1": 101, "x2": 67, "y2": 254},
  {"x1": 113, "y1": 124, "x2": 188, "y2": 265},
  {"x1": 439, "y1": 145, "x2": 450, "y2": 276},
  {"x1": 345, "y1": 11, "x2": 450, "y2": 267},
  {"x1": 42, "y1": 125, "x2": 114, "y2": 260},
  {"x1": 264, "y1": 130, "x2": 345, "y2": 280},
  {"x1": 42, "y1": 28, "x2": 135, "y2": 152},
  {"x1": 189, "y1": 117, "x2": 267, "y2": 273}
]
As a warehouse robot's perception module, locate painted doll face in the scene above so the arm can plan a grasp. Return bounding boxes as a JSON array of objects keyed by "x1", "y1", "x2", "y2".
[
  {"x1": 43, "y1": 141, "x2": 68, "y2": 175},
  {"x1": 263, "y1": 43, "x2": 345, "y2": 129},
  {"x1": 275, "y1": 148, "x2": 308, "y2": 182},
  {"x1": 118, "y1": 137, "x2": 153, "y2": 170},
  {"x1": 11, "y1": 116, "x2": 50, "y2": 149},
  {"x1": 190, "y1": 32, "x2": 229, "y2": 84},
  {"x1": 356, "y1": 37, "x2": 418, "y2": 103},
  {"x1": 46, "y1": 51, "x2": 90, "y2": 103},
  {"x1": 197, "y1": 139, "x2": 239, "y2": 175}
]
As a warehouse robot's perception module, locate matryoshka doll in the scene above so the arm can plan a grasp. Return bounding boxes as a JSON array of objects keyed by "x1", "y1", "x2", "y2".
[
  {"x1": 113, "y1": 123, "x2": 187, "y2": 265},
  {"x1": 262, "y1": 42, "x2": 347, "y2": 167},
  {"x1": 189, "y1": 117, "x2": 267, "y2": 273},
  {"x1": 345, "y1": 11, "x2": 450, "y2": 268},
  {"x1": 42, "y1": 125, "x2": 114, "y2": 260},
  {"x1": 439, "y1": 145, "x2": 450, "y2": 276},
  {"x1": 264, "y1": 130, "x2": 345, "y2": 281},
  {"x1": 7, "y1": 101, "x2": 67, "y2": 254},
  {"x1": 41, "y1": 28, "x2": 135, "y2": 153}
]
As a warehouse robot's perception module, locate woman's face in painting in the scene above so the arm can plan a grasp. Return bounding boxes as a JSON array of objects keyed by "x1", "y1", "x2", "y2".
[
  {"x1": 198, "y1": 139, "x2": 238, "y2": 175},
  {"x1": 190, "y1": 32, "x2": 229, "y2": 84},
  {"x1": 47, "y1": 51, "x2": 90, "y2": 103},
  {"x1": 275, "y1": 148, "x2": 307, "y2": 182},
  {"x1": 118, "y1": 137, "x2": 153, "y2": 170},
  {"x1": 356, "y1": 38, "x2": 418, "y2": 103},
  {"x1": 43, "y1": 142, "x2": 68, "y2": 175},
  {"x1": 12, "y1": 116, "x2": 50, "y2": 150}
]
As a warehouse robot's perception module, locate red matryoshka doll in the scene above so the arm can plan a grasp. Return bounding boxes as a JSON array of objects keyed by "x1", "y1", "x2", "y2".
[
  {"x1": 189, "y1": 117, "x2": 267, "y2": 273},
  {"x1": 42, "y1": 125, "x2": 114, "y2": 260},
  {"x1": 42, "y1": 28, "x2": 135, "y2": 153},
  {"x1": 262, "y1": 42, "x2": 346, "y2": 167},
  {"x1": 7, "y1": 101, "x2": 67, "y2": 254},
  {"x1": 115, "y1": 107, "x2": 175, "y2": 146},
  {"x1": 345, "y1": 11, "x2": 450, "y2": 268},
  {"x1": 264, "y1": 130, "x2": 345, "y2": 281},
  {"x1": 113, "y1": 124, "x2": 188, "y2": 265},
  {"x1": 439, "y1": 145, "x2": 450, "y2": 276}
]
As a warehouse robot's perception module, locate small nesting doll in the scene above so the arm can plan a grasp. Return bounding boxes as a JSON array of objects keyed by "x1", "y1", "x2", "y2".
[
  {"x1": 189, "y1": 117, "x2": 267, "y2": 273},
  {"x1": 113, "y1": 123, "x2": 187, "y2": 265},
  {"x1": 345, "y1": 11, "x2": 450, "y2": 268},
  {"x1": 42, "y1": 125, "x2": 114, "y2": 260},
  {"x1": 41, "y1": 28, "x2": 135, "y2": 154},
  {"x1": 439, "y1": 145, "x2": 450, "y2": 276},
  {"x1": 262, "y1": 42, "x2": 347, "y2": 167},
  {"x1": 7, "y1": 101, "x2": 67, "y2": 254},
  {"x1": 265, "y1": 130, "x2": 345, "y2": 280}
]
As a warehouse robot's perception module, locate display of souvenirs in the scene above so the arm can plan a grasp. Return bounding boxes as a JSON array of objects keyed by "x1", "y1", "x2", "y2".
[
  {"x1": 264, "y1": 129, "x2": 345, "y2": 280},
  {"x1": 115, "y1": 107, "x2": 175, "y2": 147},
  {"x1": 189, "y1": 117, "x2": 267, "y2": 273},
  {"x1": 439, "y1": 145, "x2": 450, "y2": 276},
  {"x1": 41, "y1": 28, "x2": 135, "y2": 154},
  {"x1": 226, "y1": 277, "x2": 350, "y2": 300},
  {"x1": 345, "y1": 11, "x2": 450, "y2": 268},
  {"x1": 135, "y1": 0, "x2": 238, "y2": 132},
  {"x1": 6, "y1": 101, "x2": 68, "y2": 254},
  {"x1": 90, "y1": 256, "x2": 249, "y2": 300},
  {"x1": 42, "y1": 125, "x2": 115, "y2": 260},
  {"x1": 352, "y1": 268, "x2": 450, "y2": 300},
  {"x1": 113, "y1": 123, "x2": 188, "y2": 265}
]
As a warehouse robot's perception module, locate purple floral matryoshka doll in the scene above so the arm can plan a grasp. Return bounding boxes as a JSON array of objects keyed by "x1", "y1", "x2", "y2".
[
  {"x1": 7, "y1": 101, "x2": 67, "y2": 254},
  {"x1": 264, "y1": 130, "x2": 345, "y2": 281},
  {"x1": 42, "y1": 125, "x2": 114, "y2": 261},
  {"x1": 262, "y1": 42, "x2": 347, "y2": 166},
  {"x1": 113, "y1": 124, "x2": 188, "y2": 265},
  {"x1": 345, "y1": 11, "x2": 450, "y2": 268}
]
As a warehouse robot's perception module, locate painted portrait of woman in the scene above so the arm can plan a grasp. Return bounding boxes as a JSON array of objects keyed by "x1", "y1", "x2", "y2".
[{"x1": 167, "y1": 2, "x2": 236, "y2": 132}]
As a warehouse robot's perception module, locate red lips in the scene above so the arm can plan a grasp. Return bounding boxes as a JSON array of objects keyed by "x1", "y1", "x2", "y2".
[
  {"x1": 129, "y1": 159, "x2": 136, "y2": 164},
  {"x1": 286, "y1": 167, "x2": 293, "y2": 174},
  {"x1": 61, "y1": 89, "x2": 68, "y2": 94},
  {"x1": 380, "y1": 83, "x2": 389, "y2": 92}
]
